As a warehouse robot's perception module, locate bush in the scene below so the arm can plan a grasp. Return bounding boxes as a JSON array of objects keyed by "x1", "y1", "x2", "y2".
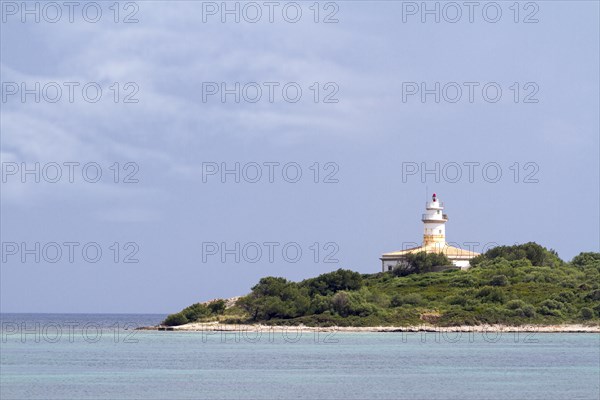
[
  {"x1": 490, "y1": 275, "x2": 509, "y2": 286},
  {"x1": 392, "y1": 252, "x2": 451, "y2": 276},
  {"x1": 540, "y1": 299, "x2": 562, "y2": 310},
  {"x1": 402, "y1": 293, "x2": 424, "y2": 305},
  {"x1": 438, "y1": 309, "x2": 479, "y2": 326},
  {"x1": 368, "y1": 291, "x2": 390, "y2": 308},
  {"x1": 301, "y1": 269, "x2": 363, "y2": 296},
  {"x1": 509, "y1": 259, "x2": 533, "y2": 268},
  {"x1": 475, "y1": 242, "x2": 562, "y2": 268},
  {"x1": 476, "y1": 287, "x2": 505, "y2": 303},
  {"x1": 449, "y1": 275, "x2": 476, "y2": 287},
  {"x1": 310, "y1": 294, "x2": 331, "y2": 314},
  {"x1": 238, "y1": 277, "x2": 311, "y2": 320},
  {"x1": 538, "y1": 300, "x2": 563, "y2": 317},
  {"x1": 506, "y1": 299, "x2": 526, "y2": 310},
  {"x1": 390, "y1": 294, "x2": 403, "y2": 307},
  {"x1": 181, "y1": 303, "x2": 210, "y2": 322},
  {"x1": 554, "y1": 291, "x2": 575, "y2": 303},
  {"x1": 208, "y1": 299, "x2": 226, "y2": 314},
  {"x1": 163, "y1": 312, "x2": 188, "y2": 326},
  {"x1": 331, "y1": 292, "x2": 350, "y2": 316},
  {"x1": 391, "y1": 293, "x2": 424, "y2": 306},
  {"x1": 505, "y1": 300, "x2": 535, "y2": 318},
  {"x1": 571, "y1": 252, "x2": 600, "y2": 268},
  {"x1": 585, "y1": 290, "x2": 600, "y2": 301},
  {"x1": 579, "y1": 307, "x2": 594, "y2": 320},
  {"x1": 522, "y1": 304, "x2": 536, "y2": 318},
  {"x1": 330, "y1": 289, "x2": 379, "y2": 317},
  {"x1": 446, "y1": 295, "x2": 468, "y2": 306}
]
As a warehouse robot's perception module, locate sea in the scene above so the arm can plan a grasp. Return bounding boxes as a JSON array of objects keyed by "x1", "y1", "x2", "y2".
[{"x1": 1, "y1": 314, "x2": 599, "y2": 400}]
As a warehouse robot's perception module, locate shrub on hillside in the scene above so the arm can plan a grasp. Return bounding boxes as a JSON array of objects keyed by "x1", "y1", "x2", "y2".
[
  {"x1": 445, "y1": 294, "x2": 468, "y2": 306},
  {"x1": 391, "y1": 293, "x2": 425, "y2": 307},
  {"x1": 540, "y1": 299, "x2": 563, "y2": 310},
  {"x1": 208, "y1": 299, "x2": 226, "y2": 314},
  {"x1": 402, "y1": 293, "x2": 425, "y2": 306},
  {"x1": 506, "y1": 299, "x2": 526, "y2": 310},
  {"x1": 553, "y1": 291, "x2": 575, "y2": 303},
  {"x1": 449, "y1": 275, "x2": 476, "y2": 287},
  {"x1": 538, "y1": 299, "x2": 564, "y2": 317},
  {"x1": 330, "y1": 289, "x2": 379, "y2": 317},
  {"x1": 301, "y1": 269, "x2": 363, "y2": 296},
  {"x1": 571, "y1": 252, "x2": 600, "y2": 268},
  {"x1": 507, "y1": 302, "x2": 536, "y2": 318},
  {"x1": 180, "y1": 303, "x2": 211, "y2": 321},
  {"x1": 392, "y1": 252, "x2": 452, "y2": 276},
  {"x1": 521, "y1": 304, "x2": 536, "y2": 318},
  {"x1": 476, "y1": 287, "x2": 505, "y2": 303},
  {"x1": 438, "y1": 308, "x2": 479, "y2": 326},
  {"x1": 238, "y1": 277, "x2": 311, "y2": 320},
  {"x1": 163, "y1": 312, "x2": 189, "y2": 326},
  {"x1": 490, "y1": 275, "x2": 509, "y2": 286},
  {"x1": 585, "y1": 290, "x2": 600, "y2": 301},
  {"x1": 309, "y1": 294, "x2": 331, "y2": 314},
  {"x1": 471, "y1": 242, "x2": 562, "y2": 268},
  {"x1": 579, "y1": 307, "x2": 594, "y2": 320}
]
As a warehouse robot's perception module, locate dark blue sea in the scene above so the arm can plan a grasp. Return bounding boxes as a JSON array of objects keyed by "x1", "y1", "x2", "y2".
[{"x1": 1, "y1": 314, "x2": 599, "y2": 399}]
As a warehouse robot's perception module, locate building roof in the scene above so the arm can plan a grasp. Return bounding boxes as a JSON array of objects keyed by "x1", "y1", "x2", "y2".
[{"x1": 381, "y1": 243, "x2": 480, "y2": 260}]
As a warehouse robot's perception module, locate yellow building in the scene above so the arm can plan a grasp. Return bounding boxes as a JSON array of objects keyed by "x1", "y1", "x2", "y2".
[{"x1": 380, "y1": 193, "x2": 480, "y2": 272}]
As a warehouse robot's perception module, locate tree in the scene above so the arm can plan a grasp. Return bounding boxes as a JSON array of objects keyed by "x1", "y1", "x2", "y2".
[
  {"x1": 238, "y1": 277, "x2": 311, "y2": 321},
  {"x1": 392, "y1": 251, "x2": 451, "y2": 276},
  {"x1": 330, "y1": 288, "x2": 378, "y2": 317},
  {"x1": 476, "y1": 287, "x2": 505, "y2": 303},
  {"x1": 163, "y1": 312, "x2": 188, "y2": 326},
  {"x1": 571, "y1": 252, "x2": 600, "y2": 268},
  {"x1": 490, "y1": 275, "x2": 509, "y2": 286},
  {"x1": 208, "y1": 299, "x2": 226, "y2": 314},
  {"x1": 471, "y1": 242, "x2": 563, "y2": 267},
  {"x1": 180, "y1": 303, "x2": 210, "y2": 322},
  {"x1": 392, "y1": 293, "x2": 424, "y2": 306},
  {"x1": 330, "y1": 292, "x2": 350, "y2": 317},
  {"x1": 579, "y1": 307, "x2": 594, "y2": 320},
  {"x1": 301, "y1": 269, "x2": 363, "y2": 296}
]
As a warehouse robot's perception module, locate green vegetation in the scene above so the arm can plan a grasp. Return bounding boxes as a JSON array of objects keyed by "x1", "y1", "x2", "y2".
[
  {"x1": 469, "y1": 242, "x2": 563, "y2": 268},
  {"x1": 163, "y1": 243, "x2": 600, "y2": 327},
  {"x1": 163, "y1": 299, "x2": 226, "y2": 326},
  {"x1": 391, "y1": 252, "x2": 452, "y2": 276}
]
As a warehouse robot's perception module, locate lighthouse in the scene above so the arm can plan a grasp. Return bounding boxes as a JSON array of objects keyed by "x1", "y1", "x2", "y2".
[
  {"x1": 422, "y1": 193, "x2": 448, "y2": 246},
  {"x1": 380, "y1": 193, "x2": 479, "y2": 272}
]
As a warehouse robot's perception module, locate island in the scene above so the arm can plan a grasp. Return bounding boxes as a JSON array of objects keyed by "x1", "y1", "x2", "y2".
[{"x1": 146, "y1": 243, "x2": 600, "y2": 332}]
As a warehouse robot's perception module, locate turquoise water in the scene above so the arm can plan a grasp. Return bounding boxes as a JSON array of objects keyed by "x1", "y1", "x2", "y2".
[{"x1": 1, "y1": 314, "x2": 599, "y2": 399}]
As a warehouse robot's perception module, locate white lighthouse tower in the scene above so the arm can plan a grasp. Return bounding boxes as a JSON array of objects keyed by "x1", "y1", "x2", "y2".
[
  {"x1": 380, "y1": 193, "x2": 480, "y2": 271},
  {"x1": 422, "y1": 193, "x2": 448, "y2": 247}
]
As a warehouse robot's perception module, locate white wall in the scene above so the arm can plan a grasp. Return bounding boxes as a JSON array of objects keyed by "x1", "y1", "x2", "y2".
[{"x1": 451, "y1": 259, "x2": 471, "y2": 269}]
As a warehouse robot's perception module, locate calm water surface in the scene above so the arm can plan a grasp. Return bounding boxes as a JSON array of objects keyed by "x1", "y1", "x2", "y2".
[{"x1": 1, "y1": 314, "x2": 599, "y2": 399}]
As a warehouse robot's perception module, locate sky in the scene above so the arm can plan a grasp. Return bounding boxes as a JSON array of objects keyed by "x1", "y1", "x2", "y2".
[{"x1": 1, "y1": 1, "x2": 599, "y2": 313}]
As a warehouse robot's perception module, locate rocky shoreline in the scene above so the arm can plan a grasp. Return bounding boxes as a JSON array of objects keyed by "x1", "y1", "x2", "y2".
[{"x1": 138, "y1": 322, "x2": 600, "y2": 333}]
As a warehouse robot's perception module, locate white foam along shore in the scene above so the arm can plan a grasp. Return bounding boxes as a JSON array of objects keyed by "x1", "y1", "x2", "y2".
[{"x1": 139, "y1": 322, "x2": 600, "y2": 333}]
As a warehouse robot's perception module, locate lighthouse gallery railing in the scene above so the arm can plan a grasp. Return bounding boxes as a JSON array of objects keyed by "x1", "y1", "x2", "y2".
[{"x1": 422, "y1": 214, "x2": 448, "y2": 221}]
